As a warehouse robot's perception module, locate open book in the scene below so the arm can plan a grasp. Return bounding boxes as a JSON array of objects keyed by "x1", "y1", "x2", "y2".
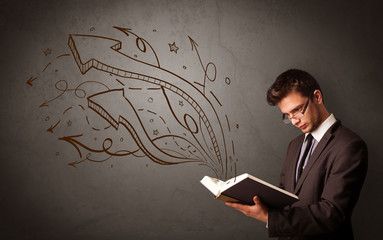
[{"x1": 200, "y1": 173, "x2": 298, "y2": 208}]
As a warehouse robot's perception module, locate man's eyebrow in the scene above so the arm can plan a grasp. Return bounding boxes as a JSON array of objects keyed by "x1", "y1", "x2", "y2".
[{"x1": 283, "y1": 104, "x2": 304, "y2": 114}]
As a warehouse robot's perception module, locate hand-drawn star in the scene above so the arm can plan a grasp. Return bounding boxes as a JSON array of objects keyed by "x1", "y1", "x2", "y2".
[
  {"x1": 67, "y1": 120, "x2": 72, "y2": 127},
  {"x1": 168, "y1": 42, "x2": 179, "y2": 54},
  {"x1": 44, "y1": 48, "x2": 52, "y2": 56},
  {"x1": 153, "y1": 129, "x2": 159, "y2": 136},
  {"x1": 179, "y1": 100, "x2": 184, "y2": 107}
]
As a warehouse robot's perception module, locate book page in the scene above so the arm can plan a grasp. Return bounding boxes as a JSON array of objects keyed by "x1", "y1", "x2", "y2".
[{"x1": 200, "y1": 176, "x2": 225, "y2": 196}]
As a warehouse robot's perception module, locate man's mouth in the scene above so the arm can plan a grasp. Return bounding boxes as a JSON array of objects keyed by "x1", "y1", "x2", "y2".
[{"x1": 299, "y1": 124, "x2": 307, "y2": 130}]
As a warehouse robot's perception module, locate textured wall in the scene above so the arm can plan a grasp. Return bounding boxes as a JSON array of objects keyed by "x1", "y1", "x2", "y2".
[{"x1": 0, "y1": 0, "x2": 382, "y2": 239}]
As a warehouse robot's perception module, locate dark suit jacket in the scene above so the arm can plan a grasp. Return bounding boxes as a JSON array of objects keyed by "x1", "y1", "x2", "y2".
[{"x1": 268, "y1": 121, "x2": 368, "y2": 239}]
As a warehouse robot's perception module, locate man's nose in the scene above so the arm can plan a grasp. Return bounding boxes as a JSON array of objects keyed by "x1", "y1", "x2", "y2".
[{"x1": 291, "y1": 118, "x2": 300, "y2": 126}]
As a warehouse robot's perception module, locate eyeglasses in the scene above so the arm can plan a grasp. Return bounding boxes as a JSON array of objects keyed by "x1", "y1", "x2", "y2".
[{"x1": 282, "y1": 93, "x2": 312, "y2": 124}]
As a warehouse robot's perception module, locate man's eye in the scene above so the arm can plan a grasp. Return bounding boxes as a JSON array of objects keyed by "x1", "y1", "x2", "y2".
[
  {"x1": 291, "y1": 106, "x2": 303, "y2": 114},
  {"x1": 291, "y1": 109, "x2": 300, "y2": 114}
]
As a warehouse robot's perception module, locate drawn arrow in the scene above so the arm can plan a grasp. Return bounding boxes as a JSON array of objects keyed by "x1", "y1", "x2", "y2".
[
  {"x1": 113, "y1": 26, "x2": 160, "y2": 68},
  {"x1": 188, "y1": 36, "x2": 205, "y2": 71},
  {"x1": 68, "y1": 31, "x2": 228, "y2": 176},
  {"x1": 59, "y1": 133, "x2": 139, "y2": 161},
  {"x1": 88, "y1": 88, "x2": 202, "y2": 165},
  {"x1": 47, "y1": 120, "x2": 60, "y2": 133},
  {"x1": 188, "y1": 36, "x2": 217, "y2": 95},
  {"x1": 26, "y1": 76, "x2": 37, "y2": 87}
]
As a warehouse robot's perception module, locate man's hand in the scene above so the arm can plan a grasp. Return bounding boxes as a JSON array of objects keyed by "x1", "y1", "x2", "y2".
[{"x1": 226, "y1": 196, "x2": 269, "y2": 223}]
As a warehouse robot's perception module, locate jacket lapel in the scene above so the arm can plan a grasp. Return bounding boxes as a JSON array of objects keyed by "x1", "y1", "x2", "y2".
[{"x1": 294, "y1": 120, "x2": 341, "y2": 194}]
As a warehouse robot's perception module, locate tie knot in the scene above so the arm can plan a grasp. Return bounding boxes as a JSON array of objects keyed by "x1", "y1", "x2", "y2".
[{"x1": 306, "y1": 134, "x2": 313, "y2": 143}]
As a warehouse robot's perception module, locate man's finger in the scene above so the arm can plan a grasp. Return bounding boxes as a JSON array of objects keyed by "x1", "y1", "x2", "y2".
[{"x1": 226, "y1": 202, "x2": 248, "y2": 212}]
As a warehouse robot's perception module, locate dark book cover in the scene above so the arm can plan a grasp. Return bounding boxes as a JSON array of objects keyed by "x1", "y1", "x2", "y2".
[{"x1": 221, "y1": 177, "x2": 298, "y2": 208}]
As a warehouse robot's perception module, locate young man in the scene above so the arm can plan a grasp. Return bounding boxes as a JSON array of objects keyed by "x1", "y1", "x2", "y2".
[{"x1": 226, "y1": 69, "x2": 368, "y2": 239}]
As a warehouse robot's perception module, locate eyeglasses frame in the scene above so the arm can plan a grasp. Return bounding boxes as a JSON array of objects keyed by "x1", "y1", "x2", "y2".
[{"x1": 281, "y1": 92, "x2": 313, "y2": 124}]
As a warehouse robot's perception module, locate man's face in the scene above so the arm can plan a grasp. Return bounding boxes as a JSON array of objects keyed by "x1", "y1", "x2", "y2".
[{"x1": 277, "y1": 91, "x2": 321, "y2": 133}]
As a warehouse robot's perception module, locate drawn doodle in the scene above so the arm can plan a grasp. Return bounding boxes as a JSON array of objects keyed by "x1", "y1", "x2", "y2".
[
  {"x1": 68, "y1": 28, "x2": 230, "y2": 175},
  {"x1": 42, "y1": 62, "x2": 51, "y2": 72},
  {"x1": 26, "y1": 76, "x2": 37, "y2": 86},
  {"x1": 30, "y1": 26, "x2": 237, "y2": 179},
  {"x1": 225, "y1": 77, "x2": 231, "y2": 85},
  {"x1": 188, "y1": 36, "x2": 217, "y2": 94},
  {"x1": 44, "y1": 48, "x2": 52, "y2": 56},
  {"x1": 168, "y1": 42, "x2": 179, "y2": 54}
]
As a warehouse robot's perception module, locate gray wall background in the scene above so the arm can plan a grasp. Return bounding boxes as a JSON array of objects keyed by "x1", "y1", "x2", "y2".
[{"x1": 1, "y1": 0, "x2": 382, "y2": 239}]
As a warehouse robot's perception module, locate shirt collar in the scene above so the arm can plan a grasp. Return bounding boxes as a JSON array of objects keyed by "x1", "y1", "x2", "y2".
[{"x1": 305, "y1": 113, "x2": 336, "y2": 142}]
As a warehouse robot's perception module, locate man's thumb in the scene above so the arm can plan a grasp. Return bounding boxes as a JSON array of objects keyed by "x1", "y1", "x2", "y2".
[{"x1": 253, "y1": 195, "x2": 260, "y2": 204}]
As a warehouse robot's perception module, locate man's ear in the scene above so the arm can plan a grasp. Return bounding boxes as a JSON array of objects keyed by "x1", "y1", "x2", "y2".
[{"x1": 313, "y1": 89, "x2": 323, "y2": 104}]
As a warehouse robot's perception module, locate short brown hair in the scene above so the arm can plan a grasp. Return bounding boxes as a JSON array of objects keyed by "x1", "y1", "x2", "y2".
[{"x1": 266, "y1": 69, "x2": 322, "y2": 106}]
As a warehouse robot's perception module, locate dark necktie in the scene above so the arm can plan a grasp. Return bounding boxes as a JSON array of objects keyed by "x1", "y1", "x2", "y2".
[{"x1": 297, "y1": 134, "x2": 313, "y2": 181}]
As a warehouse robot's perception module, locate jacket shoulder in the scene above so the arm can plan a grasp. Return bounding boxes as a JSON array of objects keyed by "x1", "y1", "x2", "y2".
[{"x1": 332, "y1": 123, "x2": 367, "y2": 147}]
